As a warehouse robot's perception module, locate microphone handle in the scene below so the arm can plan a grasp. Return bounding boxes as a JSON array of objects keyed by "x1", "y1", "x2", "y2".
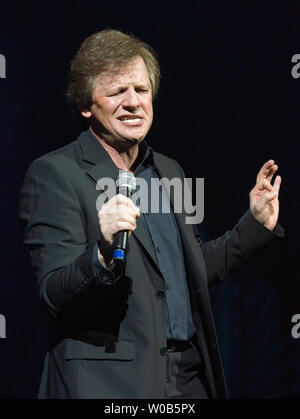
[
  {"x1": 112, "y1": 186, "x2": 132, "y2": 262},
  {"x1": 114, "y1": 230, "x2": 128, "y2": 253}
]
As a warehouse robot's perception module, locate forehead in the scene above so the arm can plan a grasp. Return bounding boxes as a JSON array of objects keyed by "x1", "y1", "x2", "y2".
[{"x1": 93, "y1": 56, "x2": 150, "y2": 90}]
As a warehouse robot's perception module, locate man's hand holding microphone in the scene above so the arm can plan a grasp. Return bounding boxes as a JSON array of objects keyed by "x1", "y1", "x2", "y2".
[{"x1": 97, "y1": 171, "x2": 140, "y2": 268}]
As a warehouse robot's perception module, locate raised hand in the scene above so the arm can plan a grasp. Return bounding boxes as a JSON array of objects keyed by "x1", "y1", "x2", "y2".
[{"x1": 249, "y1": 160, "x2": 281, "y2": 231}]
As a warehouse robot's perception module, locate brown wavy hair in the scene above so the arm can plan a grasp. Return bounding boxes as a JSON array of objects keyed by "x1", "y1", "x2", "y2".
[{"x1": 66, "y1": 29, "x2": 160, "y2": 115}]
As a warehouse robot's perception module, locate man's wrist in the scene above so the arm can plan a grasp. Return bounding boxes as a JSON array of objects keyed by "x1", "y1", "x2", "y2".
[
  {"x1": 93, "y1": 243, "x2": 116, "y2": 285},
  {"x1": 98, "y1": 239, "x2": 113, "y2": 268}
]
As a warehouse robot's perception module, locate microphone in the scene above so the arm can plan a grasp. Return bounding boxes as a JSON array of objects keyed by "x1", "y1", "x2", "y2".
[{"x1": 113, "y1": 170, "x2": 136, "y2": 263}]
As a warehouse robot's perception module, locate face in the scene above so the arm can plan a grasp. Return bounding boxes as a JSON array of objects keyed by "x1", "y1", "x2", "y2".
[{"x1": 81, "y1": 56, "x2": 153, "y2": 151}]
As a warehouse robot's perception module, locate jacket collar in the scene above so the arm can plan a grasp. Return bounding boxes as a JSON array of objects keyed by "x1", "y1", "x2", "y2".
[{"x1": 78, "y1": 129, "x2": 120, "y2": 181}]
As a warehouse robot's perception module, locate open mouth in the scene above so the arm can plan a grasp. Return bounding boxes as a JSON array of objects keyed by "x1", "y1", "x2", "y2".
[
  {"x1": 118, "y1": 115, "x2": 144, "y2": 125},
  {"x1": 118, "y1": 115, "x2": 143, "y2": 121}
]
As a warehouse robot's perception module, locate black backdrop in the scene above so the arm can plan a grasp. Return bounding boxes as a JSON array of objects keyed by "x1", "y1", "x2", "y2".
[{"x1": 0, "y1": 0, "x2": 299, "y2": 398}]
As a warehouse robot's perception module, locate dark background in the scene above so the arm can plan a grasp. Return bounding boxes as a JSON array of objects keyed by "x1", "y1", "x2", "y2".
[{"x1": 0, "y1": 0, "x2": 299, "y2": 398}]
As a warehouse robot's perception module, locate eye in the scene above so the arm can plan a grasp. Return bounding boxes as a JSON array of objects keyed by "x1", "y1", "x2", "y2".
[
  {"x1": 108, "y1": 88, "x2": 127, "y2": 97},
  {"x1": 136, "y1": 88, "x2": 149, "y2": 94}
]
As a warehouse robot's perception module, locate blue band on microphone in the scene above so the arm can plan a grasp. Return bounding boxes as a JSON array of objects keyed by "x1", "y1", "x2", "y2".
[{"x1": 113, "y1": 249, "x2": 125, "y2": 261}]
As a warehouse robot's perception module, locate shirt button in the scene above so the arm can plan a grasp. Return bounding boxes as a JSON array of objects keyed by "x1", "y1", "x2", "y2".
[
  {"x1": 160, "y1": 347, "x2": 168, "y2": 356},
  {"x1": 156, "y1": 247, "x2": 161, "y2": 253},
  {"x1": 156, "y1": 289, "x2": 166, "y2": 299}
]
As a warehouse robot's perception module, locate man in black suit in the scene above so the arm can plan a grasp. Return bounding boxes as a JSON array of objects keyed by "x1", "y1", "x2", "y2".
[{"x1": 19, "y1": 29, "x2": 283, "y2": 399}]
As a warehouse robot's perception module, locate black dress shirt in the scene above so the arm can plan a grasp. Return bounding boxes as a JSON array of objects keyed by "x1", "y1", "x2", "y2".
[{"x1": 93, "y1": 141, "x2": 196, "y2": 341}]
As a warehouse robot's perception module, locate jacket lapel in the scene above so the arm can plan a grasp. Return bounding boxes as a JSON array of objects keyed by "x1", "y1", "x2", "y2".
[
  {"x1": 153, "y1": 152, "x2": 208, "y2": 289},
  {"x1": 78, "y1": 130, "x2": 119, "y2": 181}
]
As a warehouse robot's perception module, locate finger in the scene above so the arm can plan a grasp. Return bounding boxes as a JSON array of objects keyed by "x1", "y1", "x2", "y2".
[
  {"x1": 115, "y1": 194, "x2": 140, "y2": 217},
  {"x1": 100, "y1": 206, "x2": 137, "y2": 223},
  {"x1": 266, "y1": 164, "x2": 278, "y2": 183},
  {"x1": 104, "y1": 198, "x2": 138, "y2": 215},
  {"x1": 256, "y1": 160, "x2": 275, "y2": 182},
  {"x1": 108, "y1": 211, "x2": 137, "y2": 225},
  {"x1": 259, "y1": 179, "x2": 273, "y2": 192},
  {"x1": 107, "y1": 194, "x2": 137, "y2": 210},
  {"x1": 115, "y1": 194, "x2": 138, "y2": 211},
  {"x1": 109, "y1": 221, "x2": 137, "y2": 235},
  {"x1": 273, "y1": 175, "x2": 281, "y2": 194},
  {"x1": 101, "y1": 217, "x2": 137, "y2": 235},
  {"x1": 106, "y1": 203, "x2": 138, "y2": 217},
  {"x1": 259, "y1": 190, "x2": 278, "y2": 209}
]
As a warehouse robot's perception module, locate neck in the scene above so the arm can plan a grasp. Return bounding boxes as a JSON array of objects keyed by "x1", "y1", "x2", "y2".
[{"x1": 90, "y1": 127, "x2": 138, "y2": 172}]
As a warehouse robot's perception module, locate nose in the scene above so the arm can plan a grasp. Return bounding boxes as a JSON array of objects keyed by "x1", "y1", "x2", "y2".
[{"x1": 122, "y1": 86, "x2": 140, "y2": 109}]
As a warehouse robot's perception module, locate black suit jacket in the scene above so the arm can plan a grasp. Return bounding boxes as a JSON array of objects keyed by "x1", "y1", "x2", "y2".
[{"x1": 19, "y1": 130, "x2": 283, "y2": 398}]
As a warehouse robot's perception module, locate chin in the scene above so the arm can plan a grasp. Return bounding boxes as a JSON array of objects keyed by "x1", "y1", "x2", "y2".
[
  {"x1": 121, "y1": 134, "x2": 145, "y2": 145},
  {"x1": 124, "y1": 138, "x2": 144, "y2": 148},
  {"x1": 128, "y1": 136, "x2": 144, "y2": 143},
  {"x1": 113, "y1": 136, "x2": 141, "y2": 152}
]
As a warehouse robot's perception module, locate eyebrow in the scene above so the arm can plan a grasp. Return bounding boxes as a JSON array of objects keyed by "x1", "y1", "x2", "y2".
[{"x1": 109, "y1": 82, "x2": 150, "y2": 91}]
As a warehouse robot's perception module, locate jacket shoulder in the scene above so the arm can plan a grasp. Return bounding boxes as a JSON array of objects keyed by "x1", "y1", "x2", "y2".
[
  {"x1": 153, "y1": 150, "x2": 184, "y2": 176},
  {"x1": 153, "y1": 150, "x2": 182, "y2": 167},
  {"x1": 25, "y1": 131, "x2": 90, "y2": 175},
  {"x1": 32, "y1": 140, "x2": 79, "y2": 167}
]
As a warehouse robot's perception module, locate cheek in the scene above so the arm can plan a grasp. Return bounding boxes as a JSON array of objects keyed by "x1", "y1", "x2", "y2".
[
  {"x1": 143, "y1": 99, "x2": 153, "y2": 118},
  {"x1": 99, "y1": 98, "x2": 120, "y2": 118}
]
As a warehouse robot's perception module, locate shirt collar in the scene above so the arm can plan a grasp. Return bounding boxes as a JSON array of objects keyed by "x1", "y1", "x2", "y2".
[{"x1": 131, "y1": 140, "x2": 155, "y2": 175}]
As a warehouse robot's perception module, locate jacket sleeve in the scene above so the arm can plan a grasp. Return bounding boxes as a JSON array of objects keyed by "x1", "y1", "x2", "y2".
[
  {"x1": 19, "y1": 156, "x2": 117, "y2": 321},
  {"x1": 193, "y1": 210, "x2": 284, "y2": 286}
]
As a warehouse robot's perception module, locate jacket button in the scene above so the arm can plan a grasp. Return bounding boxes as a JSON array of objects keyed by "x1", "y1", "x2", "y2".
[
  {"x1": 160, "y1": 347, "x2": 168, "y2": 356},
  {"x1": 156, "y1": 289, "x2": 166, "y2": 299}
]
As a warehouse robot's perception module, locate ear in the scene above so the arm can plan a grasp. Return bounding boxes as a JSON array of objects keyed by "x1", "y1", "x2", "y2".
[
  {"x1": 80, "y1": 109, "x2": 92, "y2": 119},
  {"x1": 78, "y1": 101, "x2": 93, "y2": 119}
]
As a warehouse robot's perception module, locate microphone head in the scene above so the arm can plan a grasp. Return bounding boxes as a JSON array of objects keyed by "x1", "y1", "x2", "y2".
[{"x1": 116, "y1": 170, "x2": 136, "y2": 195}]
